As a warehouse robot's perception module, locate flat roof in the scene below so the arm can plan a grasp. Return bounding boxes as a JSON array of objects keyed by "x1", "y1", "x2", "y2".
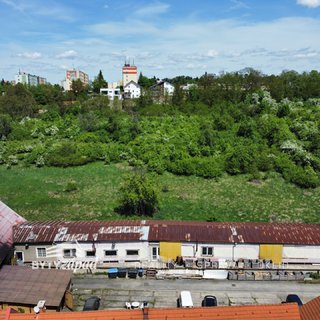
[{"x1": 0, "y1": 266, "x2": 72, "y2": 308}]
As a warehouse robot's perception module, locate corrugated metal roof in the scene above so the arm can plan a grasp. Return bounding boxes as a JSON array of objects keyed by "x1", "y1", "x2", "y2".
[
  {"x1": 300, "y1": 296, "x2": 320, "y2": 320},
  {"x1": 13, "y1": 220, "x2": 320, "y2": 245},
  {"x1": 0, "y1": 266, "x2": 72, "y2": 307},
  {"x1": 14, "y1": 220, "x2": 150, "y2": 244},
  {"x1": 3, "y1": 304, "x2": 301, "y2": 320},
  {"x1": 148, "y1": 220, "x2": 320, "y2": 245},
  {"x1": 0, "y1": 202, "x2": 26, "y2": 264}
]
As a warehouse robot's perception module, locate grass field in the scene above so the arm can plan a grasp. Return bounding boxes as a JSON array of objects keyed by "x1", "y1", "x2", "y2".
[{"x1": 0, "y1": 162, "x2": 319, "y2": 223}]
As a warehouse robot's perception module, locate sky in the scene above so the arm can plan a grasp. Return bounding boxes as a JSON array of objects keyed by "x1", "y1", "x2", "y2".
[{"x1": 0, "y1": 0, "x2": 320, "y2": 84}]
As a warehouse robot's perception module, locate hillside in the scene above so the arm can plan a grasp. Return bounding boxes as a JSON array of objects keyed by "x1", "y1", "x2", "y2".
[
  {"x1": 0, "y1": 162, "x2": 319, "y2": 223},
  {"x1": 1, "y1": 73, "x2": 320, "y2": 223}
]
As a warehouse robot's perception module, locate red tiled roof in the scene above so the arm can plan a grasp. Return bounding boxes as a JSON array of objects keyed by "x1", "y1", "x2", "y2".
[
  {"x1": 4, "y1": 304, "x2": 301, "y2": 320},
  {"x1": 300, "y1": 296, "x2": 320, "y2": 320},
  {"x1": 0, "y1": 201, "x2": 26, "y2": 264},
  {"x1": 13, "y1": 220, "x2": 320, "y2": 245}
]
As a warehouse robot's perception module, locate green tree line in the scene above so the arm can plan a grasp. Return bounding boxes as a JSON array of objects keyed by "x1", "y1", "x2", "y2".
[{"x1": 0, "y1": 69, "x2": 320, "y2": 191}]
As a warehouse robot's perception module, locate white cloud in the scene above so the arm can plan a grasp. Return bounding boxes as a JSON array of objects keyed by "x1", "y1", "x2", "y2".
[
  {"x1": 0, "y1": 0, "x2": 76, "y2": 21},
  {"x1": 230, "y1": 0, "x2": 250, "y2": 10},
  {"x1": 207, "y1": 49, "x2": 219, "y2": 58},
  {"x1": 134, "y1": 2, "x2": 170, "y2": 16},
  {"x1": 17, "y1": 52, "x2": 42, "y2": 59},
  {"x1": 297, "y1": 0, "x2": 320, "y2": 8},
  {"x1": 56, "y1": 50, "x2": 78, "y2": 59},
  {"x1": 0, "y1": 0, "x2": 25, "y2": 12},
  {"x1": 87, "y1": 20, "x2": 159, "y2": 36}
]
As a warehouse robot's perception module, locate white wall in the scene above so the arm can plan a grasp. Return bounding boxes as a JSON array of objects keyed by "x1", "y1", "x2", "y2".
[
  {"x1": 100, "y1": 88, "x2": 122, "y2": 100},
  {"x1": 164, "y1": 82, "x2": 174, "y2": 95},
  {"x1": 181, "y1": 243, "x2": 260, "y2": 260},
  {"x1": 283, "y1": 245, "x2": 320, "y2": 262},
  {"x1": 124, "y1": 83, "x2": 141, "y2": 98}
]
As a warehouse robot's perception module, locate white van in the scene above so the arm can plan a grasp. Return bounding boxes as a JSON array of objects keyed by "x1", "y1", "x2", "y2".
[{"x1": 178, "y1": 291, "x2": 193, "y2": 308}]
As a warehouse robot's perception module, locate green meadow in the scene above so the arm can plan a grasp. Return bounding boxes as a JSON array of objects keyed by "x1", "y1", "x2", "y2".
[{"x1": 1, "y1": 162, "x2": 319, "y2": 223}]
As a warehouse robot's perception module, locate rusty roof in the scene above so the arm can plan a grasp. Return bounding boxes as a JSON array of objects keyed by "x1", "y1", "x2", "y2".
[
  {"x1": 13, "y1": 220, "x2": 150, "y2": 244},
  {"x1": 3, "y1": 304, "x2": 301, "y2": 320},
  {"x1": 0, "y1": 266, "x2": 72, "y2": 308},
  {"x1": 0, "y1": 201, "x2": 26, "y2": 264},
  {"x1": 300, "y1": 296, "x2": 320, "y2": 320},
  {"x1": 13, "y1": 220, "x2": 320, "y2": 246},
  {"x1": 147, "y1": 220, "x2": 320, "y2": 245}
]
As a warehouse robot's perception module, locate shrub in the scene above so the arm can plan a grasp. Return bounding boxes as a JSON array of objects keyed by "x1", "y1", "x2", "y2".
[
  {"x1": 64, "y1": 180, "x2": 78, "y2": 192},
  {"x1": 169, "y1": 156, "x2": 224, "y2": 179},
  {"x1": 115, "y1": 172, "x2": 159, "y2": 216},
  {"x1": 225, "y1": 145, "x2": 256, "y2": 175}
]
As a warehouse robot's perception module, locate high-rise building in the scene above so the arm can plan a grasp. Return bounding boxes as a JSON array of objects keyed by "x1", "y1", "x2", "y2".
[
  {"x1": 15, "y1": 71, "x2": 47, "y2": 86},
  {"x1": 62, "y1": 69, "x2": 89, "y2": 91},
  {"x1": 122, "y1": 62, "x2": 137, "y2": 87}
]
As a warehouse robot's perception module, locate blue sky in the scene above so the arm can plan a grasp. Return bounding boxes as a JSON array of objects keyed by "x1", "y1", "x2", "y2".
[{"x1": 0, "y1": 0, "x2": 320, "y2": 84}]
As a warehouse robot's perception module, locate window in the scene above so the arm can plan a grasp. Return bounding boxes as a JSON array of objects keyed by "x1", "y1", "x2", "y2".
[
  {"x1": 86, "y1": 251, "x2": 96, "y2": 257},
  {"x1": 126, "y1": 250, "x2": 139, "y2": 256},
  {"x1": 63, "y1": 249, "x2": 76, "y2": 258},
  {"x1": 37, "y1": 247, "x2": 47, "y2": 258},
  {"x1": 16, "y1": 251, "x2": 24, "y2": 262},
  {"x1": 202, "y1": 246, "x2": 213, "y2": 256},
  {"x1": 151, "y1": 247, "x2": 159, "y2": 260},
  {"x1": 105, "y1": 250, "x2": 117, "y2": 256}
]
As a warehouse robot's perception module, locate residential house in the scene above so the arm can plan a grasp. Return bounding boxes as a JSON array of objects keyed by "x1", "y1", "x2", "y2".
[
  {"x1": 124, "y1": 81, "x2": 141, "y2": 99},
  {"x1": 150, "y1": 81, "x2": 174, "y2": 102},
  {"x1": 100, "y1": 87, "x2": 122, "y2": 100}
]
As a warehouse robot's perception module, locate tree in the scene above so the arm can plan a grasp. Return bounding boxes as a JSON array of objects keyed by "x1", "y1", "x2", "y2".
[
  {"x1": 0, "y1": 83, "x2": 37, "y2": 118},
  {"x1": 172, "y1": 84, "x2": 184, "y2": 108},
  {"x1": 71, "y1": 79, "x2": 88, "y2": 99},
  {"x1": 138, "y1": 72, "x2": 156, "y2": 88},
  {"x1": 115, "y1": 171, "x2": 159, "y2": 216},
  {"x1": 0, "y1": 113, "x2": 12, "y2": 138},
  {"x1": 92, "y1": 70, "x2": 108, "y2": 94}
]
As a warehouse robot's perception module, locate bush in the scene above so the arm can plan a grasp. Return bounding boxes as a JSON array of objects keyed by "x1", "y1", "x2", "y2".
[
  {"x1": 275, "y1": 154, "x2": 319, "y2": 188},
  {"x1": 115, "y1": 172, "x2": 159, "y2": 216},
  {"x1": 0, "y1": 114, "x2": 12, "y2": 139},
  {"x1": 46, "y1": 142, "x2": 88, "y2": 167},
  {"x1": 64, "y1": 180, "x2": 78, "y2": 192},
  {"x1": 169, "y1": 156, "x2": 224, "y2": 179},
  {"x1": 225, "y1": 145, "x2": 257, "y2": 175}
]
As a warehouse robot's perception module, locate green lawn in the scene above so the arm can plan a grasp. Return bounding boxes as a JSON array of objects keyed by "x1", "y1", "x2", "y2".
[{"x1": 0, "y1": 162, "x2": 319, "y2": 223}]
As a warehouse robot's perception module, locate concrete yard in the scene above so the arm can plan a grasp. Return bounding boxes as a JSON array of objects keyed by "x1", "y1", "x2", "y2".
[{"x1": 71, "y1": 275, "x2": 320, "y2": 311}]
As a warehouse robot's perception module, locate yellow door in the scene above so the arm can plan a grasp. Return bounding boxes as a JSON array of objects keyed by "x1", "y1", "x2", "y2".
[
  {"x1": 259, "y1": 244, "x2": 283, "y2": 264},
  {"x1": 159, "y1": 242, "x2": 181, "y2": 262}
]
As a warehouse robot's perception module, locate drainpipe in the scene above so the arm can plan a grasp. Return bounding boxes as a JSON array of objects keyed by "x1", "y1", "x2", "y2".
[{"x1": 232, "y1": 243, "x2": 237, "y2": 265}]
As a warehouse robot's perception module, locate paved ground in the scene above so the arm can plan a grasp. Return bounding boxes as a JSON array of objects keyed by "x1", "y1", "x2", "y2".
[{"x1": 71, "y1": 275, "x2": 320, "y2": 311}]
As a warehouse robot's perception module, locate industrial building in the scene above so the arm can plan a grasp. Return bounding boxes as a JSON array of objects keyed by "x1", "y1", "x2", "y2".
[{"x1": 13, "y1": 220, "x2": 320, "y2": 269}]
